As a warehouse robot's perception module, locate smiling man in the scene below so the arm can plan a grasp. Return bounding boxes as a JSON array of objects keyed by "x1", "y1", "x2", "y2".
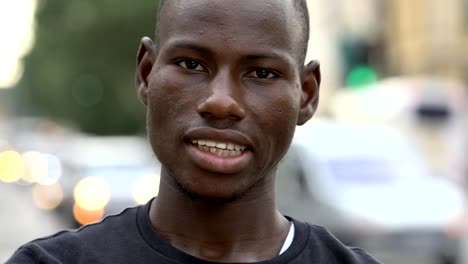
[{"x1": 8, "y1": 0, "x2": 381, "y2": 263}]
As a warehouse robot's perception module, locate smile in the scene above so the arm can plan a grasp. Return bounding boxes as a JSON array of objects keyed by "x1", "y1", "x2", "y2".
[{"x1": 191, "y1": 139, "x2": 246, "y2": 157}]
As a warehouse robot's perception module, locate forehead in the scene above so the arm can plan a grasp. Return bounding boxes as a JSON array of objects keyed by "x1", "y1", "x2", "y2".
[{"x1": 158, "y1": 0, "x2": 302, "y2": 62}]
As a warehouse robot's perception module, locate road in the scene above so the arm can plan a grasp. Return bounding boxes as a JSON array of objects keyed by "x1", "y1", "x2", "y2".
[
  {"x1": 0, "y1": 182, "x2": 467, "y2": 264},
  {"x1": 0, "y1": 183, "x2": 72, "y2": 263}
]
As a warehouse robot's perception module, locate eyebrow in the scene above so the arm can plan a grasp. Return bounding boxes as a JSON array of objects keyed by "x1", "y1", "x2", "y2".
[
  {"x1": 165, "y1": 40, "x2": 295, "y2": 67},
  {"x1": 165, "y1": 40, "x2": 213, "y2": 55},
  {"x1": 244, "y1": 53, "x2": 292, "y2": 64}
]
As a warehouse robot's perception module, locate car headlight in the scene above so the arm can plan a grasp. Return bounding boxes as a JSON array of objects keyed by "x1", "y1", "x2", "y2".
[{"x1": 73, "y1": 177, "x2": 111, "y2": 211}]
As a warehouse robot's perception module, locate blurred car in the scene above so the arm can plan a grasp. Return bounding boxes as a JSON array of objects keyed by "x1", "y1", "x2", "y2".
[
  {"x1": 329, "y1": 76, "x2": 468, "y2": 187},
  {"x1": 58, "y1": 135, "x2": 161, "y2": 226},
  {"x1": 276, "y1": 118, "x2": 467, "y2": 264},
  {"x1": 0, "y1": 117, "x2": 76, "y2": 187}
]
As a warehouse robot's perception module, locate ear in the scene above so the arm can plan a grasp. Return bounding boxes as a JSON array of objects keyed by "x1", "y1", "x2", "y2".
[
  {"x1": 136, "y1": 37, "x2": 156, "y2": 106},
  {"x1": 297, "y1": 60, "x2": 321, "y2": 125}
]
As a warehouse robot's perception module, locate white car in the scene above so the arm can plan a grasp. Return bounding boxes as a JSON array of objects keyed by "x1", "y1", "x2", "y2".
[{"x1": 276, "y1": 119, "x2": 467, "y2": 264}]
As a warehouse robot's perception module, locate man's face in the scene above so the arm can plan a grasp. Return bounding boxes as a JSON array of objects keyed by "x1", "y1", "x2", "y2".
[{"x1": 139, "y1": 0, "x2": 316, "y2": 200}]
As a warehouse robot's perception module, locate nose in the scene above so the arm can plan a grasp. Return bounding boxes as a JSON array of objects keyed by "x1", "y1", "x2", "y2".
[{"x1": 197, "y1": 70, "x2": 246, "y2": 121}]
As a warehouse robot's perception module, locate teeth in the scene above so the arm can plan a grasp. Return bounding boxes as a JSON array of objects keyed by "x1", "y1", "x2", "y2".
[
  {"x1": 206, "y1": 140, "x2": 216, "y2": 147},
  {"x1": 216, "y1": 142, "x2": 227, "y2": 149},
  {"x1": 192, "y1": 139, "x2": 246, "y2": 157},
  {"x1": 215, "y1": 149, "x2": 223, "y2": 156},
  {"x1": 192, "y1": 139, "x2": 246, "y2": 152}
]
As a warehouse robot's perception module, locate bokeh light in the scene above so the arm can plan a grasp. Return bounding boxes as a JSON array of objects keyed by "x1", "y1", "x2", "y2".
[
  {"x1": 21, "y1": 151, "x2": 42, "y2": 183},
  {"x1": 74, "y1": 177, "x2": 111, "y2": 211},
  {"x1": 73, "y1": 203, "x2": 104, "y2": 225},
  {"x1": 0, "y1": 150, "x2": 25, "y2": 183},
  {"x1": 28, "y1": 153, "x2": 62, "y2": 185},
  {"x1": 32, "y1": 182, "x2": 64, "y2": 210},
  {"x1": 346, "y1": 64, "x2": 379, "y2": 89},
  {"x1": 0, "y1": 0, "x2": 37, "y2": 88},
  {"x1": 132, "y1": 174, "x2": 160, "y2": 205}
]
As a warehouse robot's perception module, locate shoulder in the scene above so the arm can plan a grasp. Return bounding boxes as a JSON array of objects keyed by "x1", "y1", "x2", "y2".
[
  {"x1": 6, "y1": 205, "x2": 141, "y2": 264},
  {"x1": 293, "y1": 219, "x2": 382, "y2": 264},
  {"x1": 308, "y1": 224, "x2": 381, "y2": 263}
]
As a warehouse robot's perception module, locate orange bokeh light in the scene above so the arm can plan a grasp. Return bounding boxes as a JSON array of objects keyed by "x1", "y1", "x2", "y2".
[{"x1": 73, "y1": 203, "x2": 104, "y2": 226}]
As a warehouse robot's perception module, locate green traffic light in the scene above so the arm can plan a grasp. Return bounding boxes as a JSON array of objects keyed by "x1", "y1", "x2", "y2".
[{"x1": 346, "y1": 64, "x2": 379, "y2": 90}]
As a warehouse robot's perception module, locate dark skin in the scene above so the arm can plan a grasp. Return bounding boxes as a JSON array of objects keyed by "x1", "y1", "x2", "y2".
[{"x1": 136, "y1": 0, "x2": 320, "y2": 262}]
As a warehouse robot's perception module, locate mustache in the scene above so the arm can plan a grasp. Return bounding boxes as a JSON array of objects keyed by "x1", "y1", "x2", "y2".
[{"x1": 194, "y1": 119, "x2": 245, "y2": 132}]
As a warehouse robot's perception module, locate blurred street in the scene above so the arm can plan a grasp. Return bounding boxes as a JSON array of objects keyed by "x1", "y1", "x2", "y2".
[
  {"x1": 1, "y1": 0, "x2": 468, "y2": 263},
  {"x1": 0, "y1": 183, "x2": 72, "y2": 263},
  {"x1": 1, "y1": 179, "x2": 468, "y2": 264}
]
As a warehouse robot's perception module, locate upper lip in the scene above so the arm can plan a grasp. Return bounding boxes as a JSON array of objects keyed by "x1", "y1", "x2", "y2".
[{"x1": 184, "y1": 127, "x2": 254, "y2": 150}]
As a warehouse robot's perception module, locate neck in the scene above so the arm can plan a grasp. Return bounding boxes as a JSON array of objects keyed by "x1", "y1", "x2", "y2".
[{"x1": 148, "y1": 171, "x2": 290, "y2": 262}]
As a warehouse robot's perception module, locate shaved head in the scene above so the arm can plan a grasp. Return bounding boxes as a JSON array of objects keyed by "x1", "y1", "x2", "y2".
[{"x1": 154, "y1": 0, "x2": 310, "y2": 65}]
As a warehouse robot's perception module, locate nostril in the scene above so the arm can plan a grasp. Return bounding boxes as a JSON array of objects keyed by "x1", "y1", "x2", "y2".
[
  {"x1": 199, "y1": 111, "x2": 214, "y2": 119},
  {"x1": 199, "y1": 111, "x2": 243, "y2": 122}
]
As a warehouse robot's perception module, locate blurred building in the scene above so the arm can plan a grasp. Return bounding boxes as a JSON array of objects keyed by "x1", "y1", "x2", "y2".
[
  {"x1": 305, "y1": 0, "x2": 384, "y2": 115},
  {"x1": 306, "y1": 0, "x2": 468, "y2": 84},
  {"x1": 383, "y1": 0, "x2": 468, "y2": 82}
]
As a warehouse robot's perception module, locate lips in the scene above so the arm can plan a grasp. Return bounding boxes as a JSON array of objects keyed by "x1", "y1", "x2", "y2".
[{"x1": 184, "y1": 128, "x2": 254, "y2": 174}]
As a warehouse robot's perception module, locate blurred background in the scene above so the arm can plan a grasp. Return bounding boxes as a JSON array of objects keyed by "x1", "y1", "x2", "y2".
[{"x1": 0, "y1": 0, "x2": 467, "y2": 263}]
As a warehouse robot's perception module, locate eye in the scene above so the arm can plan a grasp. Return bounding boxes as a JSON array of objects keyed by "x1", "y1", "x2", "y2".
[
  {"x1": 177, "y1": 59, "x2": 206, "y2": 72},
  {"x1": 245, "y1": 69, "x2": 277, "y2": 79}
]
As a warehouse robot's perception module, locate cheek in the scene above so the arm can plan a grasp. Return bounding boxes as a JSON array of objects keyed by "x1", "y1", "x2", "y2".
[
  {"x1": 146, "y1": 69, "x2": 196, "y2": 126},
  {"x1": 252, "y1": 85, "x2": 300, "y2": 131},
  {"x1": 145, "y1": 69, "x2": 198, "y2": 159},
  {"x1": 269, "y1": 96, "x2": 298, "y2": 144},
  {"x1": 248, "y1": 87, "x2": 300, "y2": 161}
]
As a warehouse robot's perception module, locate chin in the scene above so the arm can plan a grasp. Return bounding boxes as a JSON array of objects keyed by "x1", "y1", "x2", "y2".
[{"x1": 174, "y1": 177, "x2": 252, "y2": 203}]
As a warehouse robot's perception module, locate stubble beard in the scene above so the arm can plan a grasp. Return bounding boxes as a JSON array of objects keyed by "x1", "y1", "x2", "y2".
[{"x1": 164, "y1": 164, "x2": 252, "y2": 204}]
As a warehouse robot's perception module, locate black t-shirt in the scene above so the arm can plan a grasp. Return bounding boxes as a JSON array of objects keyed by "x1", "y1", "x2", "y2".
[{"x1": 7, "y1": 201, "x2": 381, "y2": 264}]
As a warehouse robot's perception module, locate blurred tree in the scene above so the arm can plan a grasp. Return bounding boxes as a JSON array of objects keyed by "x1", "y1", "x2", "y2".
[{"x1": 15, "y1": 0, "x2": 159, "y2": 134}]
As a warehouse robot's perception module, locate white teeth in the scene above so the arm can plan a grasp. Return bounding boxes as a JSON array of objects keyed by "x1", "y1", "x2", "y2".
[
  {"x1": 193, "y1": 141, "x2": 245, "y2": 157},
  {"x1": 215, "y1": 149, "x2": 223, "y2": 156},
  {"x1": 216, "y1": 142, "x2": 227, "y2": 149},
  {"x1": 206, "y1": 140, "x2": 216, "y2": 147},
  {"x1": 191, "y1": 139, "x2": 246, "y2": 155}
]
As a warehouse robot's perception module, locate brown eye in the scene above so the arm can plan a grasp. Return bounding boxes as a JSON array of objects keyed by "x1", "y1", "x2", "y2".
[
  {"x1": 177, "y1": 59, "x2": 206, "y2": 72},
  {"x1": 245, "y1": 69, "x2": 276, "y2": 79}
]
